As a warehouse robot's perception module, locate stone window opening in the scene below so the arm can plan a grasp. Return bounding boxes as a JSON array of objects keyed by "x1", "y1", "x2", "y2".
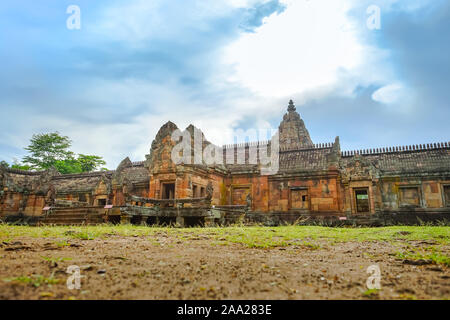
[
  {"x1": 398, "y1": 186, "x2": 421, "y2": 207},
  {"x1": 200, "y1": 187, "x2": 205, "y2": 197},
  {"x1": 443, "y1": 185, "x2": 450, "y2": 207},
  {"x1": 97, "y1": 198, "x2": 107, "y2": 207},
  {"x1": 78, "y1": 194, "x2": 86, "y2": 203},
  {"x1": 193, "y1": 185, "x2": 198, "y2": 198},
  {"x1": 290, "y1": 188, "x2": 309, "y2": 210}
]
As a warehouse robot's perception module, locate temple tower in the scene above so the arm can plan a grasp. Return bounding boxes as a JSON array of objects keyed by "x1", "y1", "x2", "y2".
[{"x1": 278, "y1": 100, "x2": 314, "y2": 150}]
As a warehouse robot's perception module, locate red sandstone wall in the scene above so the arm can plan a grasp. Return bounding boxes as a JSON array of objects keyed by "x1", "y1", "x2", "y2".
[
  {"x1": 223, "y1": 175, "x2": 269, "y2": 212},
  {"x1": 268, "y1": 176, "x2": 340, "y2": 213}
]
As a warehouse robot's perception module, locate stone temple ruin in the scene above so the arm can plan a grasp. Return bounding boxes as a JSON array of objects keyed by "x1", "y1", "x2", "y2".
[{"x1": 1, "y1": 100, "x2": 450, "y2": 226}]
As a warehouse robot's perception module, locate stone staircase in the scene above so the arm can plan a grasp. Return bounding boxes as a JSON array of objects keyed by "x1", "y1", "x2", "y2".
[{"x1": 39, "y1": 207, "x2": 105, "y2": 225}]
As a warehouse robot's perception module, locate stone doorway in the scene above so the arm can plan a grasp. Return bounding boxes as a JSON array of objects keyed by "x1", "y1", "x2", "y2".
[
  {"x1": 354, "y1": 188, "x2": 370, "y2": 213},
  {"x1": 161, "y1": 182, "x2": 175, "y2": 200}
]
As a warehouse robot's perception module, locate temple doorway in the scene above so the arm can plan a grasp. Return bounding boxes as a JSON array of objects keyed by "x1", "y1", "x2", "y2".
[
  {"x1": 355, "y1": 188, "x2": 370, "y2": 213},
  {"x1": 161, "y1": 182, "x2": 175, "y2": 200}
]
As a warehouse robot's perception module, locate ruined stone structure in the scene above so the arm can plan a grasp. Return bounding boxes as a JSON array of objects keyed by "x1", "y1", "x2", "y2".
[{"x1": 1, "y1": 100, "x2": 449, "y2": 226}]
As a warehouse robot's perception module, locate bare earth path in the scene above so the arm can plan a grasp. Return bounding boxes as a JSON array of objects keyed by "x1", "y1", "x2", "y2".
[{"x1": 0, "y1": 226, "x2": 448, "y2": 300}]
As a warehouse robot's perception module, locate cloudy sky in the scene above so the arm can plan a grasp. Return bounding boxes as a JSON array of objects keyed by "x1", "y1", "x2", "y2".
[{"x1": 0, "y1": 0, "x2": 449, "y2": 169}]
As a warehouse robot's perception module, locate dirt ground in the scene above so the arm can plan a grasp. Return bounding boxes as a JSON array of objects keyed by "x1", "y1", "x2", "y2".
[{"x1": 0, "y1": 231, "x2": 448, "y2": 300}]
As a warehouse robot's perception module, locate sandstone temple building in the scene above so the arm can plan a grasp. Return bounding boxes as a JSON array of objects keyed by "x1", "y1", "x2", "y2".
[{"x1": 1, "y1": 100, "x2": 449, "y2": 226}]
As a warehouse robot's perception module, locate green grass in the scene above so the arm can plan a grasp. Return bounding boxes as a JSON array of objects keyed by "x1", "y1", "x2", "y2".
[
  {"x1": 41, "y1": 256, "x2": 73, "y2": 264},
  {"x1": 395, "y1": 247, "x2": 450, "y2": 266},
  {"x1": 3, "y1": 274, "x2": 60, "y2": 287},
  {"x1": 362, "y1": 288, "x2": 380, "y2": 298},
  {"x1": 0, "y1": 224, "x2": 448, "y2": 248}
]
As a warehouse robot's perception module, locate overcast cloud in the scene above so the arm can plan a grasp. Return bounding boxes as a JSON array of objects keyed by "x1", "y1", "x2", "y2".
[{"x1": 0, "y1": 0, "x2": 448, "y2": 168}]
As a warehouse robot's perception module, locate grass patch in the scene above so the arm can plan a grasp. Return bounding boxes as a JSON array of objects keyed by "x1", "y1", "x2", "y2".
[
  {"x1": 3, "y1": 274, "x2": 60, "y2": 287},
  {"x1": 41, "y1": 256, "x2": 73, "y2": 264},
  {"x1": 0, "y1": 224, "x2": 448, "y2": 248},
  {"x1": 362, "y1": 289, "x2": 380, "y2": 299},
  {"x1": 396, "y1": 247, "x2": 450, "y2": 267}
]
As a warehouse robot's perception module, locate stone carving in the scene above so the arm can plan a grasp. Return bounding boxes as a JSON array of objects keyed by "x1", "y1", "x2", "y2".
[
  {"x1": 145, "y1": 121, "x2": 179, "y2": 172},
  {"x1": 246, "y1": 193, "x2": 252, "y2": 208},
  {"x1": 205, "y1": 182, "x2": 214, "y2": 200},
  {"x1": 113, "y1": 157, "x2": 133, "y2": 185},
  {"x1": 327, "y1": 136, "x2": 341, "y2": 164},
  {"x1": 45, "y1": 184, "x2": 56, "y2": 206},
  {"x1": 34, "y1": 167, "x2": 60, "y2": 194},
  {"x1": 122, "y1": 177, "x2": 134, "y2": 197},
  {"x1": 100, "y1": 173, "x2": 112, "y2": 195},
  {"x1": 19, "y1": 192, "x2": 29, "y2": 212},
  {"x1": 340, "y1": 154, "x2": 379, "y2": 183}
]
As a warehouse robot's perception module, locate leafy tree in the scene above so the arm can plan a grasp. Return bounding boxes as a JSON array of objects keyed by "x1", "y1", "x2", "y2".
[
  {"x1": 0, "y1": 160, "x2": 9, "y2": 168},
  {"x1": 17, "y1": 132, "x2": 108, "y2": 173},
  {"x1": 54, "y1": 159, "x2": 83, "y2": 174},
  {"x1": 77, "y1": 154, "x2": 107, "y2": 172},
  {"x1": 11, "y1": 159, "x2": 31, "y2": 171},
  {"x1": 22, "y1": 132, "x2": 74, "y2": 170}
]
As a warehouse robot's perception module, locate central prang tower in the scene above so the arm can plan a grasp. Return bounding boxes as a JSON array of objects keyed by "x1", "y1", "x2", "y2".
[{"x1": 278, "y1": 100, "x2": 314, "y2": 150}]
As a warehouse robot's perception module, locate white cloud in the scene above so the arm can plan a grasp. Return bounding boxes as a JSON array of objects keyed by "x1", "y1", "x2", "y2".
[
  {"x1": 223, "y1": 0, "x2": 366, "y2": 97},
  {"x1": 94, "y1": 0, "x2": 269, "y2": 46},
  {"x1": 371, "y1": 82, "x2": 415, "y2": 113},
  {"x1": 371, "y1": 83, "x2": 405, "y2": 104}
]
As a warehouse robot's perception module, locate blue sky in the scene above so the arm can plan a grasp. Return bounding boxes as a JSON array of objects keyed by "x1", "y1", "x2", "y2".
[{"x1": 0, "y1": 0, "x2": 449, "y2": 169}]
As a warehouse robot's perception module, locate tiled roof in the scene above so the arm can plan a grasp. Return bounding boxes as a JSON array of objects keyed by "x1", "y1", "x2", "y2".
[
  {"x1": 341, "y1": 142, "x2": 450, "y2": 175},
  {"x1": 52, "y1": 175, "x2": 104, "y2": 193},
  {"x1": 279, "y1": 147, "x2": 332, "y2": 172},
  {"x1": 122, "y1": 166, "x2": 149, "y2": 184}
]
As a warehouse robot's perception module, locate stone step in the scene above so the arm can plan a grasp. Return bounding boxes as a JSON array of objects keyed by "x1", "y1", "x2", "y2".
[
  {"x1": 40, "y1": 221, "x2": 103, "y2": 226},
  {"x1": 40, "y1": 216, "x2": 104, "y2": 224},
  {"x1": 46, "y1": 212, "x2": 103, "y2": 217},
  {"x1": 46, "y1": 210, "x2": 91, "y2": 216},
  {"x1": 43, "y1": 214, "x2": 88, "y2": 219},
  {"x1": 39, "y1": 221, "x2": 100, "y2": 226}
]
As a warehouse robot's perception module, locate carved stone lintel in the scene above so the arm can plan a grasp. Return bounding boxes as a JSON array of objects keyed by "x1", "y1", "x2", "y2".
[{"x1": 340, "y1": 154, "x2": 380, "y2": 183}]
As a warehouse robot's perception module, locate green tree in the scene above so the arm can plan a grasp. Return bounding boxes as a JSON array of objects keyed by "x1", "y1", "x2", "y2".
[
  {"x1": 22, "y1": 132, "x2": 74, "y2": 170},
  {"x1": 11, "y1": 159, "x2": 31, "y2": 171},
  {"x1": 0, "y1": 160, "x2": 10, "y2": 168},
  {"x1": 77, "y1": 154, "x2": 107, "y2": 172},
  {"x1": 53, "y1": 159, "x2": 83, "y2": 174},
  {"x1": 18, "y1": 132, "x2": 108, "y2": 173}
]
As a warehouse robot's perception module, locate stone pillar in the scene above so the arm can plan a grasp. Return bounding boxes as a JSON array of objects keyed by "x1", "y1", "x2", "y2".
[
  {"x1": 204, "y1": 216, "x2": 215, "y2": 227},
  {"x1": 120, "y1": 214, "x2": 131, "y2": 224},
  {"x1": 343, "y1": 183, "x2": 352, "y2": 215},
  {"x1": 176, "y1": 216, "x2": 185, "y2": 227}
]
